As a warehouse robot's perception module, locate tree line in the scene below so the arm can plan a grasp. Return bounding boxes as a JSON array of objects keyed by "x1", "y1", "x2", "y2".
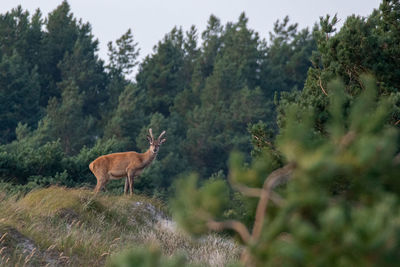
[{"x1": 0, "y1": 1, "x2": 315, "y2": 195}]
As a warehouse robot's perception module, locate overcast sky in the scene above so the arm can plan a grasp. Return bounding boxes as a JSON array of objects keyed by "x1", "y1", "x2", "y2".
[{"x1": 1, "y1": 0, "x2": 381, "y2": 64}]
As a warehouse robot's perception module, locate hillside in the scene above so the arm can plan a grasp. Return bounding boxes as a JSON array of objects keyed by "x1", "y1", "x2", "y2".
[{"x1": 0, "y1": 187, "x2": 239, "y2": 266}]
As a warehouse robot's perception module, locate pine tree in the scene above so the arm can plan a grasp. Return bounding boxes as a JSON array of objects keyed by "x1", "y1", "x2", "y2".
[
  {"x1": 40, "y1": 1, "x2": 80, "y2": 105},
  {"x1": 0, "y1": 52, "x2": 41, "y2": 143},
  {"x1": 106, "y1": 29, "x2": 140, "y2": 112},
  {"x1": 260, "y1": 16, "x2": 316, "y2": 98},
  {"x1": 57, "y1": 35, "x2": 108, "y2": 120},
  {"x1": 42, "y1": 80, "x2": 88, "y2": 155},
  {"x1": 0, "y1": 6, "x2": 45, "y2": 70},
  {"x1": 136, "y1": 27, "x2": 185, "y2": 117},
  {"x1": 107, "y1": 28, "x2": 140, "y2": 78},
  {"x1": 197, "y1": 15, "x2": 223, "y2": 79}
]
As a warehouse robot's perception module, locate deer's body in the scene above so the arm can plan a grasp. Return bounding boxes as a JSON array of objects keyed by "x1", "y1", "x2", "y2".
[{"x1": 90, "y1": 129, "x2": 166, "y2": 195}]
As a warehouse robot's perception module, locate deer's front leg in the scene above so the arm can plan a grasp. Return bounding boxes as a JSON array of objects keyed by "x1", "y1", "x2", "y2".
[{"x1": 127, "y1": 170, "x2": 135, "y2": 196}]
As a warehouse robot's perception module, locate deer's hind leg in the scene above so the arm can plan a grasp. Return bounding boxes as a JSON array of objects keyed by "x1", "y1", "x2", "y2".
[
  {"x1": 124, "y1": 178, "x2": 128, "y2": 195},
  {"x1": 124, "y1": 178, "x2": 131, "y2": 195}
]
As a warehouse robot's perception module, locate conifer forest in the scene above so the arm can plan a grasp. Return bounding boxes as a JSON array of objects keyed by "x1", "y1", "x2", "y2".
[{"x1": 0, "y1": 1, "x2": 400, "y2": 266}]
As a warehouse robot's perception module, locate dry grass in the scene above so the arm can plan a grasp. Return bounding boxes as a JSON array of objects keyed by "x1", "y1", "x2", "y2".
[
  {"x1": 0, "y1": 186, "x2": 240, "y2": 266},
  {"x1": 136, "y1": 217, "x2": 240, "y2": 266}
]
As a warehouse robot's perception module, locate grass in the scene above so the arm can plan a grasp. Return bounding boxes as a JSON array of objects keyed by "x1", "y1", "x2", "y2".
[{"x1": 0, "y1": 186, "x2": 240, "y2": 266}]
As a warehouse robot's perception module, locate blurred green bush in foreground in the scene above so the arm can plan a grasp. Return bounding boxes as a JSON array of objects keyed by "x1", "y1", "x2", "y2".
[{"x1": 172, "y1": 76, "x2": 400, "y2": 266}]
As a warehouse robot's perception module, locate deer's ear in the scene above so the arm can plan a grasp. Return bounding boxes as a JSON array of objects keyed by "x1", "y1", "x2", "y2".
[
  {"x1": 147, "y1": 135, "x2": 152, "y2": 143},
  {"x1": 160, "y1": 138, "x2": 167, "y2": 144}
]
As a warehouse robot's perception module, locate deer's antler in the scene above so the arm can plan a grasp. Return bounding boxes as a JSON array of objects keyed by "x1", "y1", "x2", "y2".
[
  {"x1": 157, "y1": 130, "x2": 166, "y2": 142},
  {"x1": 149, "y1": 128, "x2": 154, "y2": 142}
]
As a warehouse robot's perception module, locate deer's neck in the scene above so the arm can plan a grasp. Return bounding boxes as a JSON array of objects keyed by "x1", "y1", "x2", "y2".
[{"x1": 142, "y1": 149, "x2": 157, "y2": 167}]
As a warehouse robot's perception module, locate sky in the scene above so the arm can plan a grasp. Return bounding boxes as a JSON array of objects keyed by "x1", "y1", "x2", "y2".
[{"x1": 1, "y1": 0, "x2": 382, "y2": 65}]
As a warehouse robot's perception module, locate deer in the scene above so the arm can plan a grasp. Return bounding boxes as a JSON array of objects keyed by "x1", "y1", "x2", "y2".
[{"x1": 89, "y1": 129, "x2": 166, "y2": 195}]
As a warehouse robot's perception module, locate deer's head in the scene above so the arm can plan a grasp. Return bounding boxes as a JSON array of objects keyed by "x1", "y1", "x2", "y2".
[{"x1": 147, "y1": 128, "x2": 166, "y2": 154}]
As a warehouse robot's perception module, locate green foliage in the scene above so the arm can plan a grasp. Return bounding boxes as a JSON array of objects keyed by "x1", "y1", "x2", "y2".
[
  {"x1": 136, "y1": 27, "x2": 185, "y2": 117},
  {"x1": 171, "y1": 174, "x2": 230, "y2": 236},
  {"x1": 40, "y1": 1, "x2": 81, "y2": 104},
  {"x1": 279, "y1": 0, "x2": 400, "y2": 130},
  {"x1": 0, "y1": 51, "x2": 41, "y2": 143},
  {"x1": 179, "y1": 13, "x2": 312, "y2": 179},
  {"x1": 0, "y1": 127, "x2": 124, "y2": 186},
  {"x1": 230, "y1": 151, "x2": 279, "y2": 189},
  {"x1": 43, "y1": 81, "x2": 89, "y2": 155},
  {"x1": 0, "y1": 138, "x2": 65, "y2": 184},
  {"x1": 260, "y1": 16, "x2": 316, "y2": 98},
  {"x1": 57, "y1": 34, "x2": 108, "y2": 120},
  {"x1": 105, "y1": 29, "x2": 140, "y2": 112},
  {"x1": 104, "y1": 84, "x2": 146, "y2": 147},
  {"x1": 172, "y1": 77, "x2": 400, "y2": 266},
  {"x1": 248, "y1": 121, "x2": 279, "y2": 159},
  {"x1": 107, "y1": 245, "x2": 188, "y2": 267}
]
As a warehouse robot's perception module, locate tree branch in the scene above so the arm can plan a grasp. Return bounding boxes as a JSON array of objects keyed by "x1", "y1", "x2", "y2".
[
  {"x1": 253, "y1": 135, "x2": 273, "y2": 148},
  {"x1": 230, "y1": 183, "x2": 262, "y2": 197},
  {"x1": 339, "y1": 131, "x2": 356, "y2": 149},
  {"x1": 319, "y1": 76, "x2": 328, "y2": 96},
  {"x1": 230, "y1": 182, "x2": 285, "y2": 206},
  {"x1": 251, "y1": 163, "x2": 295, "y2": 240},
  {"x1": 207, "y1": 219, "x2": 251, "y2": 243}
]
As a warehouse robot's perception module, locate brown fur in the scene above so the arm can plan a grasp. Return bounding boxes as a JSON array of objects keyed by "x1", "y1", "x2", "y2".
[{"x1": 89, "y1": 129, "x2": 166, "y2": 195}]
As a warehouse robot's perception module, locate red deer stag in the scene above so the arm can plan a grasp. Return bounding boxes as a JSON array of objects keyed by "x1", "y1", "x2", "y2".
[{"x1": 89, "y1": 129, "x2": 166, "y2": 195}]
